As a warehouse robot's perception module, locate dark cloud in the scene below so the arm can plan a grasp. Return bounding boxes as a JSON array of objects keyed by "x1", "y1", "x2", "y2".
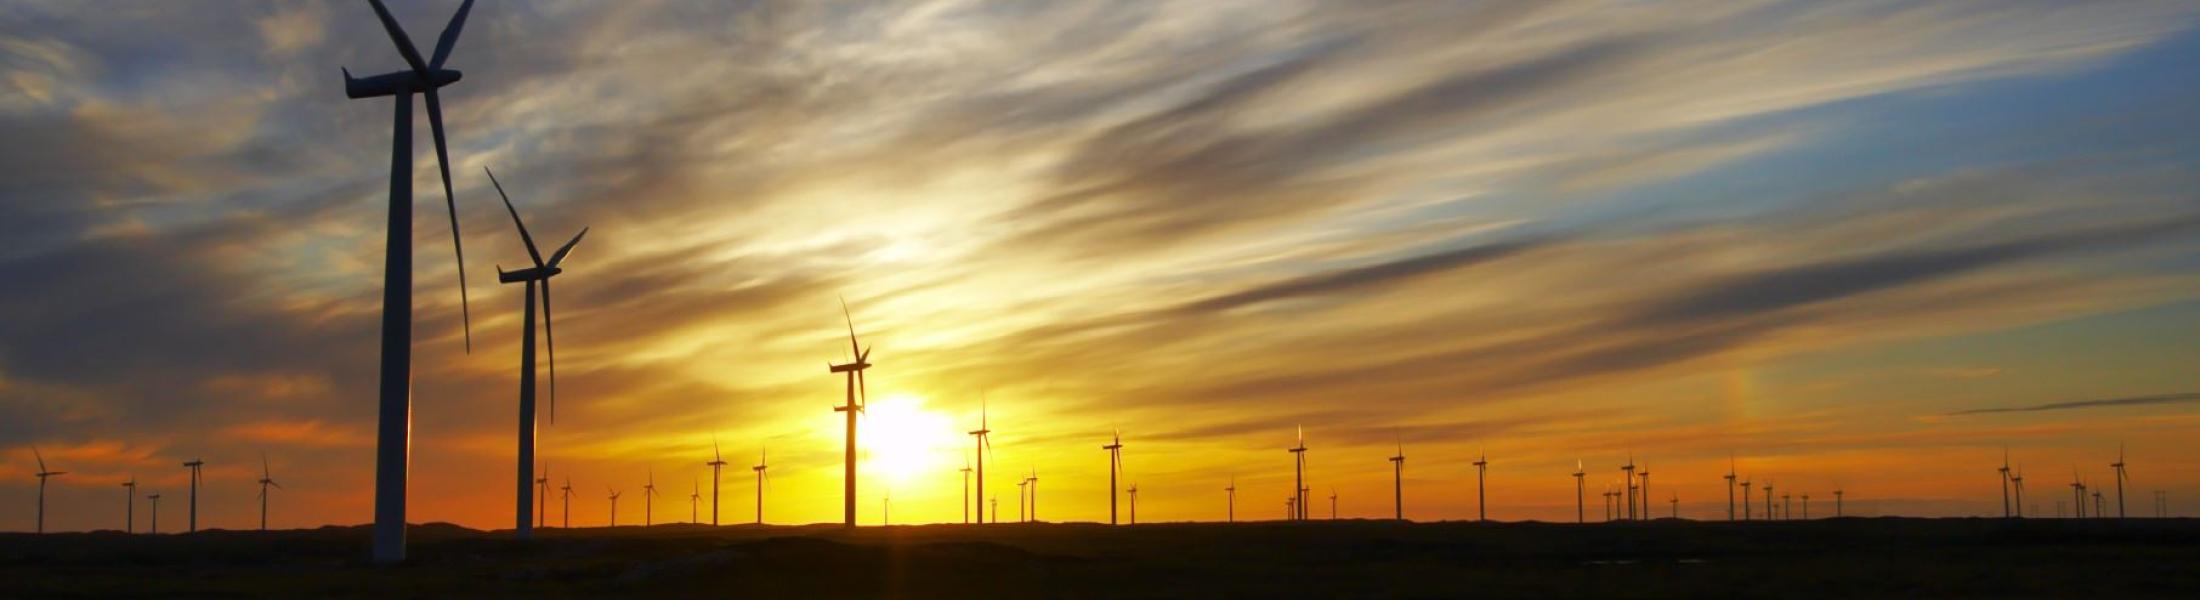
[{"x1": 1945, "y1": 392, "x2": 2200, "y2": 416}]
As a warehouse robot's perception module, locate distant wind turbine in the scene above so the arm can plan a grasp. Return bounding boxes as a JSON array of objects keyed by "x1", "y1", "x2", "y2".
[
  {"x1": 1739, "y1": 477, "x2": 1753, "y2": 521},
  {"x1": 1998, "y1": 448, "x2": 2013, "y2": 519},
  {"x1": 1329, "y1": 488, "x2": 1338, "y2": 520},
  {"x1": 32, "y1": 448, "x2": 64, "y2": 533},
  {"x1": 643, "y1": 469, "x2": 659, "y2": 527},
  {"x1": 1762, "y1": 479, "x2": 1776, "y2": 522},
  {"x1": 121, "y1": 477, "x2": 136, "y2": 534},
  {"x1": 1620, "y1": 455, "x2": 1636, "y2": 521},
  {"x1": 1572, "y1": 460, "x2": 1586, "y2": 524},
  {"x1": 486, "y1": 165, "x2": 587, "y2": 541},
  {"x1": 2010, "y1": 468, "x2": 2025, "y2": 518},
  {"x1": 1801, "y1": 493, "x2": 1810, "y2": 520},
  {"x1": 707, "y1": 436, "x2": 727, "y2": 526},
  {"x1": 257, "y1": 452, "x2": 282, "y2": 531},
  {"x1": 1028, "y1": 468, "x2": 1040, "y2": 522},
  {"x1": 959, "y1": 457, "x2": 973, "y2": 524},
  {"x1": 689, "y1": 476, "x2": 699, "y2": 524},
  {"x1": 1288, "y1": 426, "x2": 1307, "y2": 521},
  {"x1": 1224, "y1": 476, "x2": 1236, "y2": 523},
  {"x1": 1670, "y1": 493, "x2": 1679, "y2": 519},
  {"x1": 2111, "y1": 444, "x2": 2129, "y2": 519},
  {"x1": 147, "y1": 492, "x2": 161, "y2": 534},
  {"x1": 182, "y1": 458, "x2": 204, "y2": 533},
  {"x1": 535, "y1": 462, "x2": 550, "y2": 528},
  {"x1": 1016, "y1": 477, "x2": 1028, "y2": 523},
  {"x1": 753, "y1": 446, "x2": 769, "y2": 525},
  {"x1": 1724, "y1": 454, "x2": 1738, "y2": 522},
  {"x1": 1472, "y1": 449, "x2": 1488, "y2": 522},
  {"x1": 828, "y1": 297, "x2": 873, "y2": 528},
  {"x1": 1389, "y1": 439, "x2": 1405, "y2": 521},
  {"x1": 1834, "y1": 486, "x2": 1846, "y2": 518},
  {"x1": 560, "y1": 477, "x2": 574, "y2": 528},
  {"x1": 969, "y1": 397, "x2": 993, "y2": 524},
  {"x1": 344, "y1": 0, "x2": 481, "y2": 564},
  {"x1": 1782, "y1": 492, "x2": 1792, "y2": 521},
  {"x1": 1637, "y1": 463, "x2": 1651, "y2": 521},
  {"x1": 1128, "y1": 483, "x2": 1140, "y2": 524},
  {"x1": 607, "y1": 488, "x2": 621, "y2": 527},
  {"x1": 1103, "y1": 430, "x2": 1123, "y2": 525},
  {"x1": 2069, "y1": 469, "x2": 2086, "y2": 518}
]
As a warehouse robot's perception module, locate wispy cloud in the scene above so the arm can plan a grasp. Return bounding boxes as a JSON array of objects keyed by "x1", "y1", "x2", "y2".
[{"x1": 1947, "y1": 392, "x2": 2200, "y2": 416}]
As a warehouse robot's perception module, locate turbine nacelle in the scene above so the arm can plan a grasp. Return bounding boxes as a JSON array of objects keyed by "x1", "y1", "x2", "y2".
[{"x1": 342, "y1": 67, "x2": 463, "y2": 99}]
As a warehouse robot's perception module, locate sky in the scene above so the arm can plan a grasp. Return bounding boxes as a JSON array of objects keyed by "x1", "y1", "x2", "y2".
[{"x1": 4, "y1": 0, "x2": 2200, "y2": 532}]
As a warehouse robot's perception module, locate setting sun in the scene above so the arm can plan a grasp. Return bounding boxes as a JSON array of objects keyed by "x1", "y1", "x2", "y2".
[{"x1": 857, "y1": 394, "x2": 959, "y2": 488}]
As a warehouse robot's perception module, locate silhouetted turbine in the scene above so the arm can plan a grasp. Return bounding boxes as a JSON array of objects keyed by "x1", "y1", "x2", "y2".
[
  {"x1": 535, "y1": 462, "x2": 550, "y2": 528},
  {"x1": 643, "y1": 469, "x2": 659, "y2": 527},
  {"x1": 828, "y1": 298, "x2": 872, "y2": 528},
  {"x1": 121, "y1": 477, "x2": 136, "y2": 534},
  {"x1": 968, "y1": 397, "x2": 994, "y2": 524},
  {"x1": 753, "y1": 446, "x2": 769, "y2": 525},
  {"x1": 1998, "y1": 447, "x2": 2013, "y2": 519},
  {"x1": 560, "y1": 477, "x2": 574, "y2": 528},
  {"x1": 959, "y1": 457, "x2": 973, "y2": 524},
  {"x1": 689, "y1": 477, "x2": 700, "y2": 524},
  {"x1": 1389, "y1": 439, "x2": 1405, "y2": 521},
  {"x1": 257, "y1": 452, "x2": 282, "y2": 531},
  {"x1": 1739, "y1": 478, "x2": 1753, "y2": 521},
  {"x1": 147, "y1": 493, "x2": 161, "y2": 534},
  {"x1": 608, "y1": 488, "x2": 621, "y2": 527},
  {"x1": 1103, "y1": 430, "x2": 1123, "y2": 525},
  {"x1": 1723, "y1": 454, "x2": 1738, "y2": 522},
  {"x1": 1288, "y1": 426, "x2": 1307, "y2": 521},
  {"x1": 182, "y1": 458, "x2": 204, "y2": 533},
  {"x1": 1620, "y1": 455, "x2": 1636, "y2": 521},
  {"x1": 32, "y1": 447, "x2": 64, "y2": 533},
  {"x1": 707, "y1": 436, "x2": 727, "y2": 526},
  {"x1": 1572, "y1": 460, "x2": 1586, "y2": 524},
  {"x1": 1473, "y1": 450, "x2": 1489, "y2": 522},
  {"x1": 2110, "y1": 444, "x2": 2129, "y2": 519},
  {"x1": 344, "y1": 0, "x2": 481, "y2": 563},
  {"x1": 1224, "y1": 476, "x2": 1236, "y2": 523},
  {"x1": 487, "y1": 165, "x2": 587, "y2": 541}
]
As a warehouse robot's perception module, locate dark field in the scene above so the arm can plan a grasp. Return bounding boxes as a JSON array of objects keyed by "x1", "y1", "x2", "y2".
[{"x1": 5, "y1": 518, "x2": 2199, "y2": 598}]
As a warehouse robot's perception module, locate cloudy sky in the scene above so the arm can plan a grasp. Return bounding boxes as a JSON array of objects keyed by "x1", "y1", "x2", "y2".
[{"x1": 5, "y1": 0, "x2": 2199, "y2": 532}]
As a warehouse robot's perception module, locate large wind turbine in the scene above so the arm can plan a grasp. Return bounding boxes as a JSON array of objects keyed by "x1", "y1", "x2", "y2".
[
  {"x1": 707, "y1": 437, "x2": 726, "y2": 526},
  {"x1": 1329, "y1": 488, "x2": 1338, "y2": 520},
  {"x1": 1103, "y1": 430, "x2": 1123, "y2": 525},
  {"x1": 487, "y1": 166, "x2": 587, "y2": 541},
  {"x1": 182, "y1": 458, "x2": 204, "y2": 533},
  {"x1": 257, "y1": 452, "x2": 282, "y2": 531},
  {"x1": 753, "y1": 447, "x2": 769, "y2": 525},
  {"x1": 32, "y1": 448, "x2": 63, "y2": 533},
  {"x1": 1389, "y1": 440, "x2": 1405, "y2": 521},
  {"x1": 121, "y1": 477, "x2": 136, "y2": 534},
  {"x1": 1472, "y1": 450, "x2": 1489, "y2": 522},
  {"x1": 968, "y1": 398, "x2": 993, "y2": 524},
  {"x1": 828, "y1": 298, "x2": 872, "y2": 528},
  {"x1": 642, "y1": 469, "x2": 659, "y2": 527},
  {"x1": 1288, "y1": 426, "x2": 1307, "y2": 521},
  {"x1": 2111, "y1": 444, "x2": 2129, "y2": 519},
  {"x1": 345, "y1": 0, "x2": 481, "y2": 564}
]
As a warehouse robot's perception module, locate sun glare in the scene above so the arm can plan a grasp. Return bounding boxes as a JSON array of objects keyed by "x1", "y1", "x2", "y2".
[{"x1": 860, "y1": 394, "x2": 958, "y2": 486}]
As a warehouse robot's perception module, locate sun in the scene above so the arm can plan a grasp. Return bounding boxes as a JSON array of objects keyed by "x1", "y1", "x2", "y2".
[{"x1": 859, "y1": 394, "x2": 958, "y2": 487}]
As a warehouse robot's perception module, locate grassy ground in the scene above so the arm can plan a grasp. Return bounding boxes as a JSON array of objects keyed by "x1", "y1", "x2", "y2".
[{"x1": 4, "y1": 518, "x2": 2198, "y2": 598}]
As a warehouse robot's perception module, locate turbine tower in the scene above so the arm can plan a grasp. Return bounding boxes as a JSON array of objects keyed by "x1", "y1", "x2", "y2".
[
  {"x1": 1472, "y1": 450, "x2": 1488, "y2": 522},
  {"x1": 559, "y1": 477, "x2": 574, "y2": 528},
  {"x1": 1572, "y1": 461, "x2": 1586, "y2": 524},
  {"x1": 643, "y1": 469, "x2": 659, "y2": 527},
  {"x1": 257, "y1": 452, "x2": 282, "y2": 531},
  {"x1": 1389, "y1": 440, "x2": 1405, "y2": 521},
  {"x1": 1637, "y1": 463, "x2": 1651, "y2": 521},
  {"x1": 1127, "y1": 483, "x2": 1139, "y2": 524},
  {"x1": 959, "y1": 458, "x2": 973, "y2": 524},
  {"x1": 1288, "y1": 426, "x2": 1307, "y2": 521},
  {"x1": 147, "y1": 493, "x2": 161, "y2": 534},
  {"x1": 1016, "y1": 477, "x2": 1029, "y2": 523},
  {"x1": 487, "y1": 165, "x2": 587, "y2": 541},
  {"x1": 607, "y1": 488, "x2": 621, "y2": 527},
  {"x1": 1103, "y1": 430, "x2": 1123, "y2": 525},
  {"x1": 32, "y1": 448, "x2": 64, "y2": 533},
  {"x1": 182, "y1": 458, "x2": 204, "y2": 533},
  {"x1": 1026, "y1": 468, "x2": 1039, "y2": 522},
  {"x1": 121, "y1": 477, "x2": 136, "y2": 534},
  {"x1": 1723, "y1": 455, "x2": 1738, "y2": 522},
  {"x1": 1763, "y1": 479, "x2": 1775, "y2": 521},
  {"x1": 1998, "y1": 448, "x2": 2013, "y2": 518},
  {"x1": 1801, "y1": 493, "x2": 1809, "y2": 519},
  {"x1": 2069, "y1": 470, "x2": 2085, "y2": 518},
  {"x1": 1620, "y1": 455, "x2": 1636, "y2": 521},
  {"x1": 344, "y1": 0, "x2": 481, "y2": 563},
  {"x1": 968, "y1": 397, "x2": 993, "y2": 524},
  {"x1": 1834, "y1": 487, "x2": 1845, "y2": 517},
  {"x1": 689, "y1": 477, "x2": 699, "y2": 524},
  {"x1": 1739, "y1": 478, "x2": 1752, "y2": 521},
  {"x1": 1224, "y1": 476, "x2": 1236, "y2": 523},
  {"x1": 706, "y1": 436, "x2": 727, "y2": 526},
  {"x1": 535, "y1": 462, "x2": 550, "y2": 528},
  {"x1": 753, "y1": 446, "x2": 769, "y2": 525},
  {"x1": 828, "y1": 298, "x2": 872, "y2": 528},
  {"x1": 2111, "y1": 444, "x2": 2129, "y2": 519},
  {"x1": 2010, "y1": 468, "x2": 2025, "y2": 518}
]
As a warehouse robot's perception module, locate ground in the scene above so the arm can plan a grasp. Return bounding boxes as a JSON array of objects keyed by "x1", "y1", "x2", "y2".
[{"x1": 4, "y1": 518, "x2": 2198, "y2": 598}]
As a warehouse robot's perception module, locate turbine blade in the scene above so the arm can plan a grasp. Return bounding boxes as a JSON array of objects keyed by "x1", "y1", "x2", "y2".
[
  {"x1": 425, "y1": 88, "x2": 472, "y2": 352},
  {"x1": 33, "y1": 447, "x2": 45, "y2": 472},
  {"x1": 543, "y1": 276, "x2": 557, "y2": 424},
  {"x1": 840, "y1": 295, "x2": 858, "y2": 359},
  {"x1": 366, "y1": 0, "x2": 431, "y2": 75},
  {"x1": 546, "y1": 228, "x2": 588, "y2": 268},
  {"x1": 485, "y1": 167, "x2": 544, "y2": 267},
  {"x1": 427, "y1": 0, "x2": 475, "y2": 70}
]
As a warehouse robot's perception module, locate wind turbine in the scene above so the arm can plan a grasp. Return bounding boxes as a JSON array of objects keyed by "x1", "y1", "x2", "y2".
[
  {"x1": 689, "y1": 477, "x2": 699, "y2": 524},
  {"x1": 1620, "y1": 455, "x2": 1636, "y2": 521},
  {"x1": 1103, "y1": 430, "x2": 1123, "y2": 525},
  {"x1": 121, "y1": 477, "x2": 136, "y2": 534},
  {"x1": 2010, "y1": 468, "x2": 2026, "y2": 518},
  {"x1": 1224, "y1": 476, "x2": 1236, "y2": 523},
  {"x1": 535, "y1": 462, "x2": 550, "y2": 528},
  {"x1": 643, "y1": 469, "x2": 659, "y2": 527},
  {"x1": 1472, "y1": 449, "x2": 1488, "y2": 522},
  {"x1": 1572, "y1": 460, "x2": 1586, "y2": 524},
  {"x1": 1016, "y1": 477, "x2": 1028, "y2": 523},
  {"x1": 753, "y1": 446, "x2": 769, "y2": 525},
  {"x1": 487, "y1": 166, "x2": 587, "y2": 541},
  {"x1": 147, "y1": 492, "x2": 161, "y2": 534},
  {"x1": 1998, "y1": 448, "x2": 2013, "y2": 518},
  {"x1": 1670, "y1": 493, "x2": 1679, "y2": 519},
  {"x1": 607, "y1": 488, "x2": 621, "y2": 527},
  {"x1": 2111, "y1": 444, "x2": 2129, "y2": 519},
  {"x1": 1127, "y1": 483, "x2": 1140, "y2": 524},
  {"x1": 1782, "y1": 491, "x2": 1791, "y2": 520},
  {"x1": 1389, "y1": 439, "x2": 1405, "y2": 521},
  {"x1": 1762, "y1": 479, "x2": 1775, "y2": 522},
  {"x1": 706, "y1": 436, "x2": 726, "y2": 526},
  {"x1": 1637, "y1": 463, "x2": 1650, "y2": 521},
  {"x1": 2069, "y1": 470, "x2": 2085, "y2": 518},
  {"x1": 257, "y1": 452, "x2": 282, "y2": 531},
  {"x1": 2093, "y1": 489, "x2": 2105, "y2": 518},
  {"x1": 560, "y1": 477, "x2": 574, "y2": 528},
  {"x1": 1329, "y1": 488, "x2": 1338, "y2": 520},
  {"x1": 1027, "y1": 467, "x2": 1039, "y2": 522},
  {"x1": 1724, "y1": 454, "x2": 1738, "y2": 522},
  {"x1": 1602, "y1": 485, "x2": 1616, "y2": 522},
  {"x1": 1288, "y1": 426, "x2": 1307, "y2": 521},
  {"x1": 827, "y1": 298, "x2": 872, "y2": 528},
  {"x1": 1801, "y1": 493, "x2": 1809, "y2": 519},
  {"x1": 959, "y1": 457, "x2": 973, "y2": 524},
  {"x1": 1284, "y1": 497, "x2": 1293, "y2": 521},
  {"x1": 1739, "y1": 478, "x2": 1752, "y2": 521},
  {"x1": 32, "y1": 448, "x2": 64, "y2": 533},
  {"x1": 182, "y1": 458, "x2": 204, "y2": 533},
  {"x1": 968, "y1": 397, "x2": 993, "y2": 524},
  {"x1": 344, "y1": 0, "x2": 481, "y2": 564}
]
